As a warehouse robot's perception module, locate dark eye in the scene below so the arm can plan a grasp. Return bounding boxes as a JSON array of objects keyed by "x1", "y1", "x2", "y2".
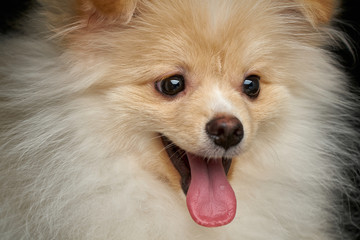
[
  {"x1": 243, "y1": 75, "x2": 260, "y2": 98},
  {"x1": 155, "y1": 75, "x2": 185, "y2": 96}
]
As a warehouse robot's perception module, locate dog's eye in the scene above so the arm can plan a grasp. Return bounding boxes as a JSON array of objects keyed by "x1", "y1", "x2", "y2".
[
  {"x1": 155, "y1": 75, "x2": 185, "y2": 96},
  {"x1": 243, "y1": 75, "x2": 260, "y2": 98}
]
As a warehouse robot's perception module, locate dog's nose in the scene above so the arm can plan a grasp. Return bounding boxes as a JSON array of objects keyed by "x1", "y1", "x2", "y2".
[{"x1": 206, "y1": 115, "x2": 243, "y2": 150}]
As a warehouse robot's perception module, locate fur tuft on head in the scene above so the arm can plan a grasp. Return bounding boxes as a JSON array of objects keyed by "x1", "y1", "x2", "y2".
[
  {"x1": 77, "y1": 0, "x2": 139, "y2": 24},
  {"x1": 297, "y1": 0, "x2": 339, "y2": 25}
]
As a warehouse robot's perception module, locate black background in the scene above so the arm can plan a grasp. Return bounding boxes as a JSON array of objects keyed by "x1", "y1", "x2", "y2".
[{"x1": 337, "y1": 0, "x2": 360, "y2": 84}]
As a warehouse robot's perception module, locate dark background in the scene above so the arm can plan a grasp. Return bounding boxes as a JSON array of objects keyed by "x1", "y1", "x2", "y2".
[
  {"x1": 337, "y1": 0, "x2": 360, "y2": 85},
  {"x1": 1, "y1": 0, "x2": 359, "y2": 238}
]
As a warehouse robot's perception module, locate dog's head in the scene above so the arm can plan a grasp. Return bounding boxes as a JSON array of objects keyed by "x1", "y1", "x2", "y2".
[{"x1": 58, "y1": 0, "x2": 339, "y2": 227}]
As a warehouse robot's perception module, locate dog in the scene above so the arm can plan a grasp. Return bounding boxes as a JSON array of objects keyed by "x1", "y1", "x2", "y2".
[{"x1": 0, "y1": 0, "x2": 359, "y2": 239}]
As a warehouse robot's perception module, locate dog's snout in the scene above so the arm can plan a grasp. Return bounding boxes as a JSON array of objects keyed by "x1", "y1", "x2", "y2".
[{"x1": 206, "y1": 116, "x2": 243, "y2": 150}]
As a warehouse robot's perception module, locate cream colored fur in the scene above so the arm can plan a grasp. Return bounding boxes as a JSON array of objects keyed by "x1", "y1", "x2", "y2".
[{"x1": 0, "y1": 0, "x2": 358, "y2": 239}]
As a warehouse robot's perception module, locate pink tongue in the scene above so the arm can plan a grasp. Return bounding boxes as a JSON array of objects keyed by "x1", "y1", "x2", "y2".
[{"x1": 186, "y1": 153, "x2": 236, "y2": 227}]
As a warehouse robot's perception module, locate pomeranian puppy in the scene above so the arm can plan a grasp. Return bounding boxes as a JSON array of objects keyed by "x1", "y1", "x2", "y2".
[{"x1": 0, "y1": 0, "x2": 359, "y2": 239}]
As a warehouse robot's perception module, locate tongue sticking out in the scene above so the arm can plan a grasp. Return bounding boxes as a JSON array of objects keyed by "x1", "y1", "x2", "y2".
[{"x1": 186, "y1": 153, "x2": 237, "y2": 227}]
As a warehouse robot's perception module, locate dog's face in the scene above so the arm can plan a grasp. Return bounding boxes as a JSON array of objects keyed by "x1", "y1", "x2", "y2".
[{"x1": 62, "y1": 0, "x2": 336, "y2": 227}]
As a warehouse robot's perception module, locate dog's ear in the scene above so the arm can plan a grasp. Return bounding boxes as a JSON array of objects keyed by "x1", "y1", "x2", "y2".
[
  {"x1": 77, "y1": 0, "x2": 138, "y2": 24},
  {"x1": 297, "y1": 0, "x2": 339, "y2": 25}
]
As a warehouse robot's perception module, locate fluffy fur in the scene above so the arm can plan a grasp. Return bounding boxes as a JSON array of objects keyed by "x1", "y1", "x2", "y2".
[{"x1": 0, "y1": 0, "x2": 359, "y2": 239}]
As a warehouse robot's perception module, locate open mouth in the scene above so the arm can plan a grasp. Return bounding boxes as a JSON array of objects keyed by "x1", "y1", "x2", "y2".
[
  {"x1": 161, "y1": 135, "x2": 237, "y2": 227},
  {"x1": 161, "y1": 136, "x2": 233, "y2": 194}
]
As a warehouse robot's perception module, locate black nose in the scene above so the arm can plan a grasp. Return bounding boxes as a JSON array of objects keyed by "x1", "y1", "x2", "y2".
[{"x1": 206, "y1": 115, "x2": 244, "y2": 150}]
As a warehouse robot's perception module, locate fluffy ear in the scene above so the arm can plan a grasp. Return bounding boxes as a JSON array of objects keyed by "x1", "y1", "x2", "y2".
[
  {"x1": 297, "y1": 0, "x2": 339, "y2": 25},
  {"x1": 77, "y1": 0, "x2": 138, "y2": 24}
]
